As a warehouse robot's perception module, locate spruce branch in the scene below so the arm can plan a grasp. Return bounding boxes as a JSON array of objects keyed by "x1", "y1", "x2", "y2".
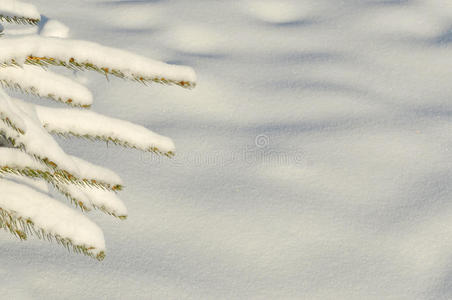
[
  {"x1": 0, "y1": 78, "x2": 89, "y2": 108},
  {"x1": 0, "y1": 158, "x2": 125, "y2": 217},
  {"x1": 0, "y1": 166, "x2": 99, "y2": 213},
  {"x1": 7, "y1": 143, "x2": 123, "y2": 191},
  {"x1": 0, "y1": 178, "x2": 105, "y2": 260},
  {"x1": 0, "y1": 114, "x2": 24, "y2": 134},
  {"x1": 0, "y1": 91, "x2": 26, "y2": 134},
  {"x1": 0, "y1": 65, "x2": 93, "y2": 108},
  {"x1": 0, "y1": 99, "x2": 124, "y2": 191},
  {"x1": 0, "y1": 14, "x2": 39, "y2": 25},
  {"x1": 0, "y1": 36, "x2": 196, "y2": 89},
  {"x1": 0, "y1": 4, "x2": 197, "y2": 259},
  {"x1": 0, "y1": 0, "x2": 40, "y2": 26},
  {"x1": 49, "y1": 130, "x2": 175, "y2": 157},
  {"x1": 35, "y1": 105, "x2": 176, "y2": 157},
  {"x1": 36, "y1": 154, "x2": 123, "y2": 191},
  {"x1": 55, "y1": 182, "x2": 128, "y2": 220},
  {"x1": 0, "y1": 131, "x2": 123, "y2": 192},
  {"x1": 0, "y1": 207, "x2": 104, "y2": 260},
  {"x1": 52, "y1": 182, "x2": 94, "y2": 213},
  {"x1": 24, "y1": 56, "x2": 196, "y2": 89}
]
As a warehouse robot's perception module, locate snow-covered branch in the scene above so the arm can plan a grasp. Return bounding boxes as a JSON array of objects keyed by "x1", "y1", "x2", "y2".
[
  {"x1": 0, "y1": 147, "x2": 124, "y2": 215},
  {"x1": 0, "y1": 89, "x2": 26, "y2": 134},
  {"x1": 0, "y1": 178, "x2": 105, "y2": 260},
  {"x1": 0, "y1": 36, "x2": 197, "y2": 88},
  {"x1": 56, "y1": 183, "x2": 127, "y2": 219},
  {"x1": 0, "y1": 97, "x2": 123, "y2": 191},
  {"x1": 36, "y1": 105, "x2": 176, "y2": 156},
  {"x1": 0, "y1": 3, "x2": 196, "y2": 259},
  {"x1": 0, "y1": 65, "x2": 93, "y2": 107},
  {"x1": 0, "y1": 0, "x2": 40, "y2": 25}
]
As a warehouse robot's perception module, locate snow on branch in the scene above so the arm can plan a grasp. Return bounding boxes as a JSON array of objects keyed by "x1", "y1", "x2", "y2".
[
  {"x1": 70, "y1": 155, "x2": 123, "y2": 190},
  {"x1": 56, "y1": 183, "x2": 128, "y2": 219},
  {"x1": 0, "y1": 6, "x2": 197, "y2": 258},
  {"x1": 5, "y1": 173, "x2": 49, "y2": 194},
  {"x1": 0, "y1": 0, "x2": 40, "y2": 25},
  {"x1": 0, "y1": 148, "x2": 123, "y2": 213},
  {"x1": 0, "y1": 65, "x2": 93, "y2": 108},
  {"x1": 0, "y1": 36, "x2": 197, "y2": 88},
  {"x1": 0, "y1": 89, "x2": 26, "y2": 134},
  {"x1": 1, "y1": 97, "x2": 124, "y2": 191},
  {"x1": 0, "y1": 178, "x2": 105, "y2": 260},
  {"x1": 36, "y1": 105, "x2": 176, "y2": 156},
  {"x1": 0, "y1": 147, "x2": 51, "y2": 180}
]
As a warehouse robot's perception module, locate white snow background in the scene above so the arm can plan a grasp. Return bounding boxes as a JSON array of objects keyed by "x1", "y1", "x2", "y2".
[{"x1": 2, "y1": 0, "x2": 452, "y2": 299}]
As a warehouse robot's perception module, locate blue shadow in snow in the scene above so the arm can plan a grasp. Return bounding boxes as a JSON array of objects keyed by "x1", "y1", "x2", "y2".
[{"x1": 432, "y1": 27, "x2": 452, "y2": 45}]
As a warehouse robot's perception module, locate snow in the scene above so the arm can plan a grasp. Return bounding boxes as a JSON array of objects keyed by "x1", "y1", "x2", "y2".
[
  {"x1": 35, "y1": 104, "x2": 175, "y2": 155},
  {"x1": 245, "y1": 0, "x2": 309, "y2": 24},
  {"x1": 0, "y1": 35, "x2": 196, "y2": 87},
  {"x1": 1, "y1": 95, "x2": 123, "y2": 189},
  {"x1": 0, "y1": 64, "x2": 93, "y2": 107},
  {"x1": 0, "y1": 0, "x2": 39, "y2": 21},
  {"x1": 3, "y1": 0, "x2": 452, "y2": 299},
  {"x1": 0, "y1": 178, "x2": 105, "y2": 257},
  {"x1": 0, "y1": 147, "x2": 44, "y2": 171},
  {"x1": 165, "y1": 25, "x2": 225, "y2": 55},
  {"x1": 56, "y1": 183, "x2": 127, "y2": 218},
  {"x1": 7, "y1": 173, "x2": 49, "y2": 193},
  {"x1": 0, "y1": 88, "x2": 26, "y2": 132},
  {"x1": 5, "y1": 96, "x2": 82, "y2": 177},
  {"x1": 69, "y1": 155, "x2": 122, "y2": 189},
  {"x1": 40, "y1": 19, "x2": 69, "y2": 38},
  {"x1": 0, "y1": 147, "x2": 124, "y2": 218}
]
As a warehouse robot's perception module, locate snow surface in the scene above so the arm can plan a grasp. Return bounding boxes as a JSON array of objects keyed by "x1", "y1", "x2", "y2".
[
  {"x1": 40, "y1": 19, "x2": 69, "y2": 38},
  {"x1": 3, "y1": 0, "x2": 452, "y2": 299}
]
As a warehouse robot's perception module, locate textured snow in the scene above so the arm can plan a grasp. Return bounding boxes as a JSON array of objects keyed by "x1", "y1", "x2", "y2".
[
  {"x1": 40, "y1": 19, "x2": 69, "y2": 38},
  {"x1": 245, "y1": 0, "x2": 308, "y2": 24},
  {"x1": 3, "y1": 0, "x2": 452, "y2": 299}
]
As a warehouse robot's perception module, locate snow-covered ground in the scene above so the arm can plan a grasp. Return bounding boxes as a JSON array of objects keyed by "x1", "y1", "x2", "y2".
[{"x1": 2, "y1": 0, "x2": 452, "y2": 299}]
